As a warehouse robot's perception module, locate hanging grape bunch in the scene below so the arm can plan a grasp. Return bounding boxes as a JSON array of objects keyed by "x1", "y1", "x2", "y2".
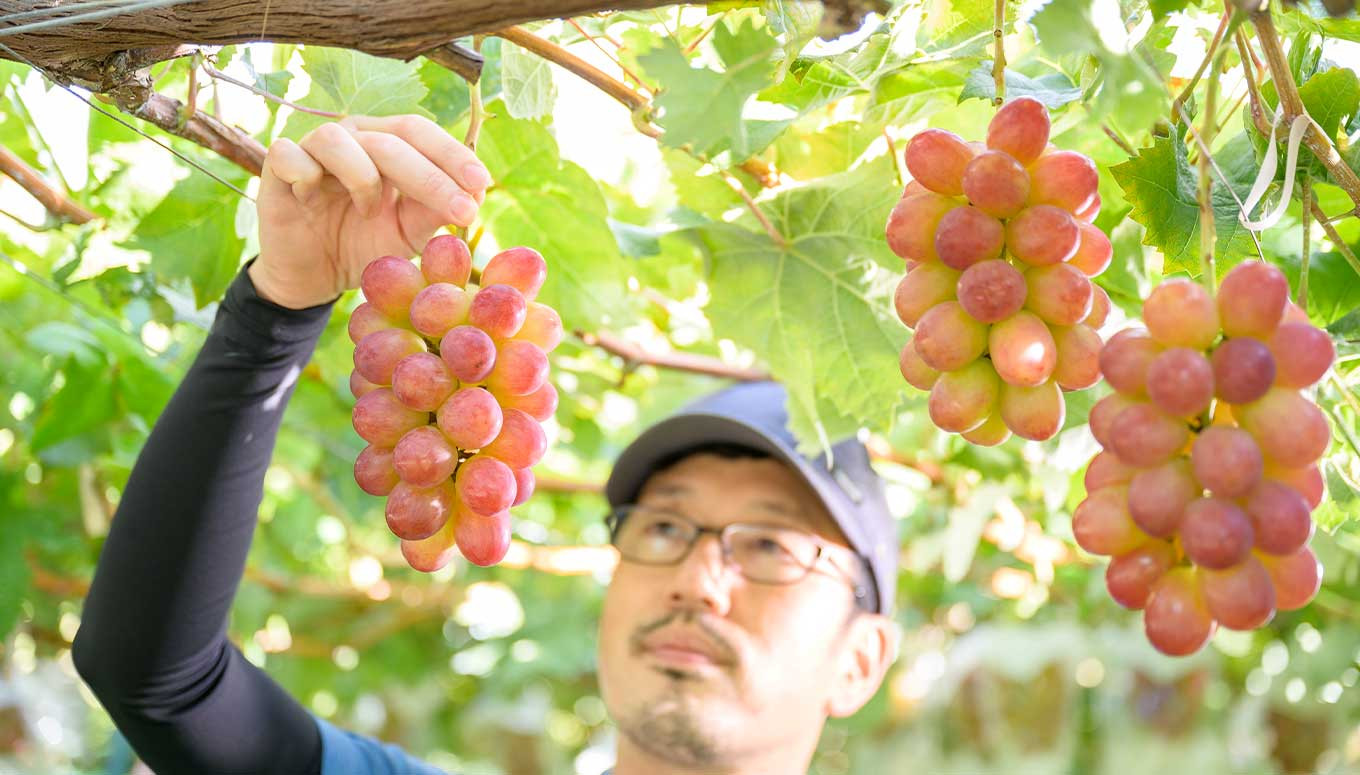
[
  {"x1": 348, "y1": 235, "x2": 562, "y2": 572},
  {"x1": 1078, "y1": 261, "x2": 1332, "y2": 656},
  {"x1": 886, "y1": 96, "x2": 1113, "y2": 445}
]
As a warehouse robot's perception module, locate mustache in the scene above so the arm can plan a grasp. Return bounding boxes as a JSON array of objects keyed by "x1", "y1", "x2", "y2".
[{"x1": 629, "y1": 610, "x2": 739, "y2": 666}]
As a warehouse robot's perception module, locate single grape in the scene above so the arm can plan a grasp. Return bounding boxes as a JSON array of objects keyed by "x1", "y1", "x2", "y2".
[
  {"x1": 1218, "y1": 261, "x2": 1289, "y2": 338},
  {"x1": 1191, "y1": 426, "x2": 1263, "y2": 498},
  {"x1": 482, "y1": 408, "x2": 548, "y2": 469},
  {"x1": 436, "y1": 387, "x2": 504, "y2": 450},
  {"x1": 1083, "y1": 285, "x2": 1111, "y2": 329},
  {"x1": 1199, "y1": 556, "x2": 1276, "y2": 630},
  {"x1": 899, "y1": 339, "x2": 941, "y2": 391},
  {"x1": 935, "y1": 206, "x2": 1005, "y2": 270},
  {"x1": 486, "y1": 339, "x2": 549, "y2": 397},
  {"x1": 1088, "y1": 393, "x2": 1139, "y2": 448},
  {"x1": 385, "y1": 479, "x2": 456, "y2": 541},
  {"x1": 913, "y1": 301, "x2": 989, "y2": 371},
  {"x1": 986, "y1": 97, "x2": 1051, "y2": 165},
  {"x1": 1024, "y1": 263, "x2": 1093, "y2": 326},
  {"x1": 998, "y1": 379, "x2": 1065, "y2": 441},
  {"x1": 516, "y1": 302, "x2": 564, "y2": 352},
  {"x1": 481, "y1": 246, "x2": 547, "y2": 300},
  {"x1": 361, "y1": 256, "x2": 425, "y2": 320},
  {"x1": 1106, "y1": 541, "x2": 1175, "y2": 610},
  {"x1": 349, "y1": 302, "x2": 401, "y2": 345},
  {"x1": 1107, "y1": 402, "x2": 1189, "y2": 467},
  {"x1": 502, "y1": 381, "x2": 558, "y2": 422},
  {"x1": 1268, "y1": 322, "x2": 1334, "y2": 388},
  {"x1": 902, "y1": 180, "x2": 928, "y2": 197},
  {"x1": 393, "y1": 425, "x2": 458, "y2": 488},
  {"x1": 354, "y1": 328, "x2": 427, "y2": 385},
  {"x1": 1237, "y1": 387, "x2": 1331, "y2": 468},
  {"x1": 408, "y1": 283, "x2": 471, "y2": 339},
  {"x1": 960, "y1": 412, "x2": 1011, "y2": 446},
  {"x1": 354, "y1": 445, "x2": 399, "y2": 496},
  {"x1": 401, "y1": 517, "x2": 459, "y2": 573},
  {"x1": 1142, "y1": 279, "x2": 1219, "y2": 350},
  {"x1": 1264, "y1": 463, "x2": 1324, "y2": 509},
  {"x1": 895, "y1": 263, "x2": 961, "y2": 327},
  {"x1": 1281, "y1": 300, "x2": 1310, "y2": 325},
  {"x1": 903, "y1": 128, "x2": 975, "y2": 195},
  {"x1": 1128, "y1": 457, "x2": 1199, "y2": 538},
  {"x1": 1145, "y1": 347, "x2": 1215, "y2": 417},
  {"x1": 420, "y1": 234, "x2": 472, "y2": 287},
  {"x1": 350, "y1": 370, "x2": 381, "y2": 400},
  {"x1": 391, "y1": 352, "x2": 456, "y2": 412},
  {"x1": 511, "y1": 467, "x2": 535, "y2": 507},
  {"x1": 989, "y1": 311, "x2": 1057, "y2": 387},
  {"x1": 1075, "y1": 194, "x2": 1101, "y2": 223},
  {"x1": 1072, "y1": 485, "x2": 1146, "y2": 556},
  {"x1": 1084, "y1": 450, "x2": 1137, "y2": 492},
  {"x1": 1068, "y1": 222, "x2": 1113, "y2": 277},
  {"x1": 1245, "y1": 480, "x2": 1314, "y2": 555},
  {"x1": 1006, "y1": 205, "x2": 1080, "y2": 266},
  {"x1": 455, "y1": 454, "x2": 517, "y2": 516},
  {"x1": 928, "y1": 359, "x2": 1000, "y2": 432},
  {"x1": 1051, "y1": 324, "x2": 1103, "y2": 390},
  {"x1": 885, "y1": 192, "x2": 958, "y2": 262},
  {"x1": 352, "y1": 388, "x2": 427, "y2": 446},
  {"x1": 439, "y1": 325, "x2": 497, "y2": 383},
  {"x1": 1027, "y1": 150, "x2": 1099, "y2": 214},
  {"x1": 956, "y1": 259, "x2": 1026, "y2": 323},
  {"x1": 1098, "y1": 328, "x2": 1161, "y2": 397},
  {"x1": 1260, "y1": 546, "x2": 1321, "y2": 611},
  {"x1": 1211, "y1": 337, "x2": 1276, "y2": 404},
  {"x1": 961, "y1": 150, "x2": 1030, "y2": 218},
  {"x1": 468, "y1": 284, "x2": 528, "y2": 339},
  {"x1": 456, "y1": 505, "x2": 513, "y2": 567},
  {"x1": 1143, "y1": 568, "x2": 1216, "y2": 657},
  {"x1": 1180, "y1": 496, "x2": 1254, "y2": 569}
]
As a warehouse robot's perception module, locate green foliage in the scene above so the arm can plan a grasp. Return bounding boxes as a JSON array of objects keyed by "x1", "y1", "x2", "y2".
[
  {"x1": 281, "y1": 47, "x2": 432, "y2": 139},
  {"x1": 959, "y1": 62, "x2": 1083, "y2": 108}
]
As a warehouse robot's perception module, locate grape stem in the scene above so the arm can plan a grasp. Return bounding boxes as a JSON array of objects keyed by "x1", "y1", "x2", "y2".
[
  {"x1": 721, "y1": 169, "x2": 786, "y2": 246},
  {"x1": 1196, "y1": 43, "x2": 1225, "y2": 294},
  {"x1": 0, "y1": 143, "x2": 97, "y2": 224},
  {"x1": 201, "y1": 62, "x2": 344, "y2": 118},
  {"x1": 991, "y1": 0, "x2": 1006, "y2": 105},
  {"x1": 565, "y1": 17, "x2": 651, "y2": 91},
  {"x1": 1299, "y1": 174, "x2": 1311, "y2": 308}
]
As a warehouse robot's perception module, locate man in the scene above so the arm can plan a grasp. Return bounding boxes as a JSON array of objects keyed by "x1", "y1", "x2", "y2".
[{"x1": 71, "y1": 114, "x2": 900, "y2": 774}]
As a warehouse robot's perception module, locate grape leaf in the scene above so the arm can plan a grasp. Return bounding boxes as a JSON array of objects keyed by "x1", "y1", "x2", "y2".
[
  {"x1": 281, "y1": 47, "x2": 431, "y2": 139},
  {"x1": 1109, "y1": 131, "x2": 1259, "y2": 276},
  {"x1": 30, "y1": 357, "x2": 116, "y2": 454},
  {"x1": 0, "y1": 475, "x2": 28, "y2": 643},
  {"x1": 692, "y1": 158, "x2": 906, "y2": 453},
  {"x1": 919, "y1": 0, "x2": 999, "y2": 57},
  {"x1": 500, "y1": 40, "x2": 557, "y2": 120},
  {"x1": 638, "y1": 17, "x2": 781, "y2": 159},
  {"x1": 1274, "y1": 3, "x2": 1360, "y2": 44},
  {"x1": 763, "y1": 0, "x2": 824, "y2": 79},
  {"x1": 959, "y1": 62, "x2": 1083, "y2": 109},
  {"x1": 759, "y1": 24, "x2": 911, "y2": 115},
  {"x1": 1297, "y1": 67, "x2": 1360, "y2": 181},
  {"x1": 863, "y1": 59, "x2": 971, "y2": 131}
]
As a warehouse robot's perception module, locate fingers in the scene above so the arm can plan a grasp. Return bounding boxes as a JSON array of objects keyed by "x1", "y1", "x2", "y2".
[
  {"x1": 341, "y1": 114, "x2": 491, "y2": 197},
  {"x1": 298, "y1": 122, "x2": 384, "y2": 216},
  {"x1": 262, "y1": 137, "x2": 325, "y2": 205},
  {"x1": 346, "y1": 128, "x2": 479, "y2": 227}
]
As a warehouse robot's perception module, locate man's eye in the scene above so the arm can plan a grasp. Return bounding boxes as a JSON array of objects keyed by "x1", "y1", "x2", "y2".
[
  {"x1": 644, "y1": 519, "x2": 683, "y2": 538},
  {"x1": 750, "y1": 535, "x2": 792, "y2": 557}
]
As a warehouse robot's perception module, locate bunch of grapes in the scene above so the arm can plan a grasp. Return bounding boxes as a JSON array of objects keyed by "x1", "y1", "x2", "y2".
[
  {"x1": 348, "y1": 235, "x2": 562, "y2": 572},
  {"x1": 1077, "y1": 261, "x2": 1332, "y2": 656},
  {"x1": 887, "y1": 96, "x2": 1113, "y2": 445}
]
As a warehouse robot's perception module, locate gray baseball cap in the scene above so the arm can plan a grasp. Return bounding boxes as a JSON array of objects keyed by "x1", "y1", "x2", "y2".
[{"x1": 604, "y1": 380, "x2": 898, "y2": 614}]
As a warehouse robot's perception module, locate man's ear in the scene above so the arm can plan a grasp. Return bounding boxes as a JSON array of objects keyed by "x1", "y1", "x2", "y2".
[{"x1": 826, "y1": 613, "x2": 900, "y2": 718}]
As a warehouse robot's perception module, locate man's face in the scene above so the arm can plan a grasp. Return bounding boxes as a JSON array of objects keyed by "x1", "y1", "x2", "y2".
[{"x1": 597, "y1": 452, "x2": 874, "y2": 768}]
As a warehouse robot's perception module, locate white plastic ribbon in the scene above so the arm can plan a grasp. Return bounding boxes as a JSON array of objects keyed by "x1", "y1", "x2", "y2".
[{"x1": 1238, "y1": 109, "x2": 1311, "y2": 232}]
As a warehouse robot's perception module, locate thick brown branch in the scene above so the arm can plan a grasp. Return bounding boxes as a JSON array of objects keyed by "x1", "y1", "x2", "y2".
[
  {"x1": 576, "y1": 329, "x2": 773, "y2": 382},
  {"x1": 419, "y1": 42, "x2": 484, "y2": 83},
  {"x1": 0, "y1": 143, "x2": 96, "y2": 223},
  {"x1": 104, "y1": 79, "x2": 266, "y2": 175},
  {"x1": 497, "y1": 25, "x2": 647, "y2": 112}
]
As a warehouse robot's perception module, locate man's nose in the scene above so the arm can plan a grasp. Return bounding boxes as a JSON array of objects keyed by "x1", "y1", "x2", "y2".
[{"x1": 664, "y1": 532, "x2": 736, "y2": 616}]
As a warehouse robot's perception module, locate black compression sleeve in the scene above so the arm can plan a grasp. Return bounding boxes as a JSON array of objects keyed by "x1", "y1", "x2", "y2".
[{"x1": 72, "y1": 262, "x2": 336, "y2": 775}]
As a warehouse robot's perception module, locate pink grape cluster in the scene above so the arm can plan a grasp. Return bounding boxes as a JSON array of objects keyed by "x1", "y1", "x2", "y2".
[
  {"x1": 887, "y1": 97, "x2": 1113, "y2": 445},
  {"x1": 349, "y1": 235, "x2": 562, "y2": 572},
  {"x1": 1078, "y1": 261, "x2": 1332, "y2": 656}
]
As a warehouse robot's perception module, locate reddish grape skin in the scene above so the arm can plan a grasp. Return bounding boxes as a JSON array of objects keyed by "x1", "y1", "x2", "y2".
[
  {"x1": 1191, "y1": 426, "x2": 1263, "y2": 498},
  {"x1": 1260, "y1": 546, "x2": 1321, "y2": 610},
  {"x1": 437, "y1": 387, "x2": 504, "y2": 450},
  {"x1": 1084, "y1": 450, "x2": 1137, "y2": 492},
  {"x1": 1069, "y1": 222, "x2": 1113, "y2": 277},
  {"x1": 1218, "y1": 261, "x2": 1289, "y2": 338},
  {"x1": 456, "y1": 506, "x2": 513, "y2": 566},
  {"x1": 895, "y1": 263, "x2": 961, "y2": 327},
  {"x1": 354, "y1": 328, "x2": 427, "y2": 385},
  {"x1": 482, "y1": 409, "x2": 548, "y2": 469},
  {"x1": 502, "y1": 381, "x2": 559, "y2": 422},
  {"x1": 1180, "y1": 497, "x2": 1255, "y2": 569},
  {"x1": 1237, "y1": 387, "x2": 1331, "y2": 468},
  {"x1": 1099, "y1": 328, "x2": 1161, "y2": 397},
  {"x1": 986, "y1": 97, "x2": 1051, "y2": 165},
  {"x1": 902, "y1": 180, "x2": 928, "y2": 198},
  {"x1": 989, "y1": 311, "x2": 1057, "y2": 387},
  {"x1": 904, "y1": 128, "x2": 975, "y2": 195},
  {"x1": 1072, "y1": 486, "x2": 1146, "y2": 556},
  {"x1": 998, "y1": 380, "x2": 1065, "y2": 441},
  {"x1": 352, "y1": 388, "x2": 427, "y2": 447},
  {"x1": 455, "y1": 454, "x2": 517, "y2": 516},
  {"x1": 1075, "y1": 194, "x2": 1101, "y2": 223},
  {"x1": 1142, "y1": 279, "x2": 1219, "y2": 350},
  {"x1": 928, "y1": 360, "x2": 999, "y2": 432},
  {"x1": 1268, "y1": 322, "x2": 1334, "y2": 388},
  {"x1": 349, "y1": 302, "x2": 400, "y2": 345},
  {"x1": 354, "y1": 445, "x2": 400, "y2": 496},
  {"x1": 393, "y1": 425, "x2": 458, "y2": 488},
  {"x1": 1083, "y1": 285, "x2": 1111, "y2": 329},
  {"x1": 1088, "y1": 393, "x2": 1139, "y2": 448},
  {"x1": 934, "y1": 206, "x2": 1005, "y2": 270},
  {"x1": 1106, "y1": 541, "x2": 1175, "y2": 610},
  {"x1": 1143, "y1": 568, "x2": 1216, "y2": 657},
  {"x1": 1211, "y1": 337, "x2": 1276, "y2": 404},
  {"x1": 1128, "y1": 458, "x2": 1199, "y2": 538},
  {"x1": 957, "y1": 260, "x2": 1026, "y2": 323},
  {"x1": 1145, "y1": 347, "x2": 1215, "y2": 417},
  {"x1": 960, "y1": 412, "x2": 1011, "y2": 446},
  {"x1": 391, "y1": 352, "x2": 456, "y2": 412},
  {"x1": 361, "y1": 256, "x2": 425, "y2": 320},
  {"x1": 486, "y1": 339, "x2": 549, "y2": 397},
  {"x1": 1265, "y1": 463, "x2": 1324, "y2": 509},
  {"x1": 899, "y1": 341, "x2": 941, "y2": 391},
  {"x1": 408, "y1": 283, "x2": 471, "y2": 339},
  {"x1": 385, "y1": 479, "x2": 456, "y2": 541},
  {"x1": 420, "y1": 234, "x2": 472, "y2": 287},
  {"x1": 1052, "y1": 324, "x2": 1103, "y2": 390},
  {"x1": 1027, "y1": 151, "x2": 1099, "y2": 214},
  {"x1": 511, "y1": 467, "x2": 535, "y2": 507},
  {"x1": 1282, "y1": 301, "x2": 1310, "y2": 325},
  {"x1": 517, "y1": 302, "x2": 564, "y2": 352},
  {"x1": 885, "y1": 192, "x2": 958, "y2": 262},
  {"x1": 468, "y1": 284, "x2": 528, "y2": 339},
  {"x1": 961, "y1": 150, "x2": 1030, "y2": 218},
  {"x1": 401, "y1": 517, "x2": 459, "y2": 573},
  {"x1": 440, "y1": 325, "x2": 497, "y2": 383},
  {"x1": 350, "y1": 370, "x2": 381, "y2": 400},
  {"x1": 481, "y1": 247, "x2": 548, "y2": 300},
  {"x1": 1245, "y1": 480, "x2": 1314, "y2": 555},
  {"x1": 1006, "y1": 205, "x2": 1080, "y2": 266},
  {"x1": 1024, "y1": 263, "x2": 1093, "y2": 326},
  {"x1": 1199, "y1": 556, "x2": 1276, "y2": 630},
  {"x1": 913, "y1": 302, "x2": 989, "y2": 371},
  {"x1": 1107, "y1": 403, "x2": 1189, "y2": 467}
]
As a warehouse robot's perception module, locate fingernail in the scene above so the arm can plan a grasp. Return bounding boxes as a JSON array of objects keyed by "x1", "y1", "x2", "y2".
[
  {"x1": 451, "y1": 195, "x2": 477, "y2": 224},
  {"x1": 463, "y1": 162, "x2": 492, "y2": 189}
]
